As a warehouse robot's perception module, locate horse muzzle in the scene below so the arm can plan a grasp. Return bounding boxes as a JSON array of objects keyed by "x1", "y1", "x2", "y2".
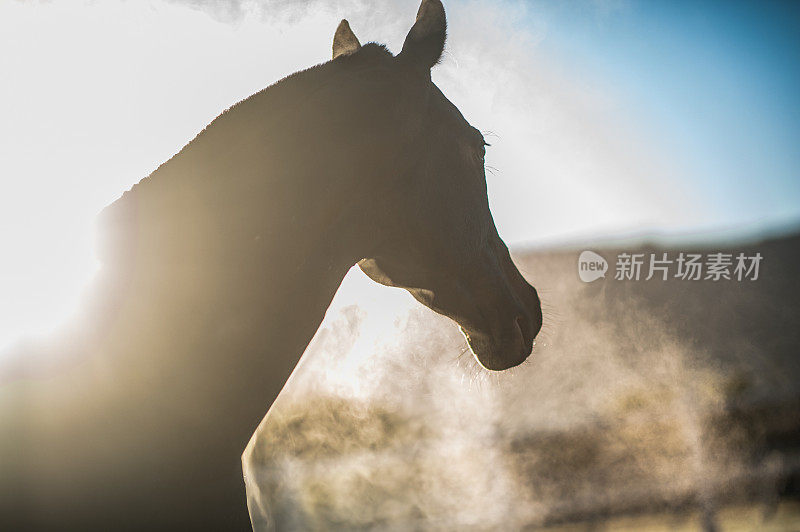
[
  {"x1": 462, "y1": 300, "x2": 541, "y2": 371},
  {"x1": 460, "y1": 243, "x2": 543, "y2": 371}
]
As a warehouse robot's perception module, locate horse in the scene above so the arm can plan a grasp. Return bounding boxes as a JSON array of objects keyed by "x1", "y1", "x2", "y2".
[{"x1": 0, "y1": 0, "x2": 542, "y2": 529}]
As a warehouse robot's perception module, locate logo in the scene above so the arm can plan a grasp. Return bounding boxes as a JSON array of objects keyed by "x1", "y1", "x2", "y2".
[
  {"x1": 578, "y1": 250, "x2": 608, "y2": 282},
  {"x1": 576, "y1": 250, "x2": 762, "y2": 283}
]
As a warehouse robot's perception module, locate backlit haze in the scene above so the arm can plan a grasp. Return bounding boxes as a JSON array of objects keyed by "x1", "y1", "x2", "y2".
[{"x1": 1, "y1": 0, "x2": 799, "y2": 350}]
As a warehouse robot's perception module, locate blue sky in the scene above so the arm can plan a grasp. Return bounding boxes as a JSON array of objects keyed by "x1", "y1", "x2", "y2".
[{"x1": 528, "y1": 0, "x2": 800, "y2": 229}]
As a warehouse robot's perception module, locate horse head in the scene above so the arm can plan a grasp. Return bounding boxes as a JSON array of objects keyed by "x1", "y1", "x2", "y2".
[{"x1": 332, "y1": 0, "x2": 543, "y2": 370}]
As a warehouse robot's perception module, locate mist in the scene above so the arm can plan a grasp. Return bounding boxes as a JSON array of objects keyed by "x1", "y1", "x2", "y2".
[{"x1": 243, "y1": 236, "x2": 800, "y2": 530}]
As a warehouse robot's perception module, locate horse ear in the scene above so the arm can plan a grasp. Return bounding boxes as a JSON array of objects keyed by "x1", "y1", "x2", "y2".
[
  {"x1": 332, "y1": 19, "x2": 361, "y2": 59},
  {"x1": 399, "y1": 0, "x2": 446, "y2": 70}
]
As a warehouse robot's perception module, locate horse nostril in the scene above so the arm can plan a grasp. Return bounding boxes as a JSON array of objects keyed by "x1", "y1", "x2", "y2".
[{"x1": 515, "y1": 315, "x2": 534, "y2": 354}]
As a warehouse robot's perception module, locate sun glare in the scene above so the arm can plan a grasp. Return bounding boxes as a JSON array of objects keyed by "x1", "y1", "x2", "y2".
[
  {"x1": 0, "y1": 0, "x2": 344, "y2": 355},
  {"x1": 0, "y1": 220, "x2": 99, "y2": 353}
]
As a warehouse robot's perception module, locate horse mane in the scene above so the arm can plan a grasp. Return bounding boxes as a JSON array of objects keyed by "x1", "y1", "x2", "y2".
[
  {"x1": 109, "y1": 43, "x2": 392, "y2": 199},
  {"x1": 98, "y1": 42, "x2": 393, "y2": 266}
]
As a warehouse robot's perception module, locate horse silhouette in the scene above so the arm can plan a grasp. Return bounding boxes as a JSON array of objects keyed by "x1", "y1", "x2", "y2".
[{"x1": 0, "y1": 1, "x2": 542, "y2": 529}]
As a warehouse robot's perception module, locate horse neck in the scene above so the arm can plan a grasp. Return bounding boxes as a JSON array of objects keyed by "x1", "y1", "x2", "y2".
[
  {"x1": 131, "y1": 203, "x2": 364, "y2": 447},
  {"x1": 232, "y1": 223, "x2": 360, "y2": 417}
]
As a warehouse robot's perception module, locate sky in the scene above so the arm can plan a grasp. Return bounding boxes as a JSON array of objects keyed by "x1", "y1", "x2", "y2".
[{"x1": 1, "y1": 0, "x2": 798, "y2": 348}]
